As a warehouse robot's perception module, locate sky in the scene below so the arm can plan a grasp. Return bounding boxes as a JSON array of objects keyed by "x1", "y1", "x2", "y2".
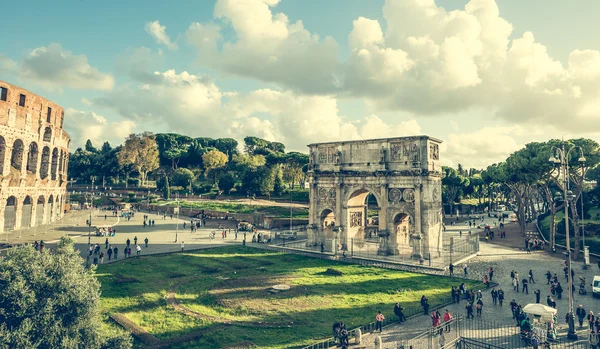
[{"x1": 2, "y1": 0, "x2": 600, "y2": 169}]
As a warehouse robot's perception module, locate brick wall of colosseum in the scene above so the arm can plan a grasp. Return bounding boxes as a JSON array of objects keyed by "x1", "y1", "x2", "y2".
[{"x1": 0, "y1": 80, "x2": 70, "y2": 233}]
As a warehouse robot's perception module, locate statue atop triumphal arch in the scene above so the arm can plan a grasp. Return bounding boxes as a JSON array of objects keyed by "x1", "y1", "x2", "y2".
[{"x1": 306, "y1": 136, "x2": 443, "y2": 258}]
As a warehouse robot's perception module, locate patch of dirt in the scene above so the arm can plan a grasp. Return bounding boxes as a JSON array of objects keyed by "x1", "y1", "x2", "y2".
[
  {"x1": 320, "y1": 268, "x2": 344, "y2": 276},
  {"x1": 114, "y1": 274, "x2": 140, "y2": 283},
  {"x1": 109, "y1": 313, "x2": 160, "y2": 346},
  {"x1": 221, "y1": 341, "x2": 257, "y2": 349},
  {"x1": 167, "y1": 272, "x2": 186, "y2": 279}
]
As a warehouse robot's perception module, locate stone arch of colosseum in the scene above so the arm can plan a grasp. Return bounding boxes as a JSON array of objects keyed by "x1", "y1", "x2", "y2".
[{"x1": 0, "y1": 80, "x2": 70, "y2": 234}]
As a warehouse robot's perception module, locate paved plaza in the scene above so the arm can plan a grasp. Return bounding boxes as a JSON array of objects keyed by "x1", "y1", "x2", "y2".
[
  {"x1": 3, "y1": 208, "x2": 599, "y2": 348},
  {"x1": 0, "y1": 207, "x2": 243, "y2": 260},
  {"x1": 358, "y1": 228, "x2": 600, "y2": 348}
]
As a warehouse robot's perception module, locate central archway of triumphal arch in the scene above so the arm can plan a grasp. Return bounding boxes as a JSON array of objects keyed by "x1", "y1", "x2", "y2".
[{"x1": 306, "y1": 136, "x2": 444, "y2": 259}]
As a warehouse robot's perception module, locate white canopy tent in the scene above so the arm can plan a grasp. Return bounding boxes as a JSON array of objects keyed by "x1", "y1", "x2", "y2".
[{"x1": 523, "y1": 304, "x2": 557, "y2": 321}]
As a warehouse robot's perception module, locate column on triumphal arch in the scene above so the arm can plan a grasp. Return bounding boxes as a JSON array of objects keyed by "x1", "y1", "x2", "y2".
[
  {"x1": 412, "y1": 184, "x2": 423, "y2": 258},
  {"x1": 335, "y1": 180, "x2": 343, "y2": 249},
  {"x1": 378, "y1": 183, "x2": 388, "y2": 234},
  {"x1": 306, "y1": 179, "x2": 317, "y2": 247}
]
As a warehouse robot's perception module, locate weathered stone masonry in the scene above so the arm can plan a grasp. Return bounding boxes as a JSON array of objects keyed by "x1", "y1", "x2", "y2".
[
  {"x1": 0, "y1": 80, "x2": 70, "y2": 233},
  {"x1": 306, "y1": 136, "x2": 443, "y2": 258}
]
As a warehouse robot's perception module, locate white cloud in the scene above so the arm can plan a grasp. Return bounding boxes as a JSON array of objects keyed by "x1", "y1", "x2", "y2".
[
  {"x1": 186, "y1": 0, "x2": 340, "y2": 93},
  {"x1": 64, "y1": 108, "x2": 136, "y2": 148},
  {"x1": 181, "y1": 0, "x2": 600, "y2": 136},
  {"x1": 0, "y1": 55, "x2": 17, "y2": 74},
  {"x1": 19, "y1": 43, "x2": 114, "y2": 91},
  {"x1": 93, "y1": 69, "x2": 424, "y2": 152},
  {"x1": 145, "y1": 20, "x2": 178, "y2": 50}
]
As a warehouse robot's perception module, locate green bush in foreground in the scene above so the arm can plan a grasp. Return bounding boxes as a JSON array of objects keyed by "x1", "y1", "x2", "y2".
[{"x1": 0, "y1": 237, "x2": 132, "y2": 349}]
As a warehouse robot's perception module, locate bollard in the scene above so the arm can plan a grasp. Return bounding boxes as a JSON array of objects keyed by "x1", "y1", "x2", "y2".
[
  {"x1": 355, "y1": 328, "x2": 362, "y2": 344},
  {"x1": 374, "y1": 335, "x2": 382, "y2": 349}
]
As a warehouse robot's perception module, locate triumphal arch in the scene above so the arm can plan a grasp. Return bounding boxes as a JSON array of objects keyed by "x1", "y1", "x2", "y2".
[{"x1": 306, "y1": 136, "x2": 443, "y2": 258}]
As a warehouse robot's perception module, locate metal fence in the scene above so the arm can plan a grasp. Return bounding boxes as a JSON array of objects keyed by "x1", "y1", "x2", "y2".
[
  {"x1": 271, "y1": 234, "x2": 479, "y2": 270},
  {"x1": 396, "y1": 316, "x2": 587, "y2": 349}
]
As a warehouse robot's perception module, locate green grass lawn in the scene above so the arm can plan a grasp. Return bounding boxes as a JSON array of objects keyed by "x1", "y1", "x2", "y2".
[
  {"x1": 162, "y1": 201, "x2": 309, "y2": 218},
  {"x1": 97, "y1": 246, "x2": 475, "y2": 349}
]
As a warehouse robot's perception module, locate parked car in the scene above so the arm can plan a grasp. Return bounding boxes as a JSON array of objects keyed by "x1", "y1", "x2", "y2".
[{"x1": 276, "y1": 231, "x2": 298, "y2": 240}]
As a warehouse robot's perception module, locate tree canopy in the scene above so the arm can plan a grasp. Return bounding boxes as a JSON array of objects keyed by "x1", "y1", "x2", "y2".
[{"x1": 0, "y1": 237, "x2": 131, "y2": 349}]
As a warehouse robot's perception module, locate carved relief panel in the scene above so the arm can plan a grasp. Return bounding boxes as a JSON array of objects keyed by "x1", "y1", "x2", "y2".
[
  {"x1": 388, "y1": 188, "x2": 416, "y2": 204},
  {"x1": 389, "y1": 141, "x2": 420, "y2": 162},
  {"x1": 429, "y1": 143, "x2": 439, "y2": 160},
  {"x1": 317, "y1": 147, "x2": 340, "y2": 164},
  {"x1": 317, "y1": 187, "x2": 336, "y2": 205},
  {"x1": 350, "y1": 211, "x2": 363, "y2": 227}
]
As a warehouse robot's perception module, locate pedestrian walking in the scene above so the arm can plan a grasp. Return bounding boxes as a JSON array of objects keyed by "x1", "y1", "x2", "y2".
[
  {"x1": 107, "y1": 247, "x2": 113, "y2": 260},
  {"x1": 444, "y1": 310, "x2": 453, "y2": 332},
  {"x1": 375, "y1": 311, "x2": 384, "y2": 333},
  {"x1": 421, "y1": 295, "x2": 430, "y2": 315},
  {"x1": 491, "y1": 288, "x2": 498, "y2": 305},
  {"x1": 589, "y1": 330, "x2": 599, "y2": 349},
  {"x1": 449, "y1": 263, "x2": 454, "y2": 276},
  {"x1": 463, "y1": 264, "x2": 468, "y2": 275},
  {"x1": 522, "y1": 278, "x2": 529, "y2": 294},
  {"x1": 476, "y1": 299, "x2": 483, "y2": 317},
  {"x1": 99, "y1": 251, "x2": 104, "y2": 264},
  {"x1": 534, "y1": 289, "x2": 541, "y2": 303},
  {"x1": 114, "y1": 246, "x2": 119, "y2": 259},
  {"x1": 126, "y1": 238, "x2": 130, "y2": 247},
  {"x1": 105, "y1": 238, "x2": 109, "y2": 249},
  {"x1": 181, "y1": 241, "x2": 185, "y2": 251},
  {"x1": 513, "y1": 277, "x2": 519, "y2": 292},
  {"x1": 589, "y1": 312, "x2": 596, "y2": 330},
  {"x1": 136, "y1": 245, "x2": 141, "y2": 256},
  {"x1": 145, "y1": 237, "x2": 149, "y2": 248},
  {"x1": 577, "y1": 305, "x2": 586, "y2": 328},
  {"x1": 134, "y1": 236, "x2": 138, "y2": 245},
  {"x1": 529, "y1": 270, "x2": 535, "y2": 283},
  {"x1": 488, "y1": 267, "x2": 494, "y2": 282},
  {"x1": 466, "y1": 302, "x2": 474, "y2": 319},
  {"x1": 498, "y1": 289, "x2": 504, "y2": 306},
  {"x1": 546, "y1": 271, "x2": 552, "y2": 284}
]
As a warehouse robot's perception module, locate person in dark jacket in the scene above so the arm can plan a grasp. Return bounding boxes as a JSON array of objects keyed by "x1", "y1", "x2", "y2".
[
  {"x1": 394, "y1": 303, "x2": 406, "y2": 322},
  {"x1": 421, "y1": 295, "x2": 430, "y2": 315}
]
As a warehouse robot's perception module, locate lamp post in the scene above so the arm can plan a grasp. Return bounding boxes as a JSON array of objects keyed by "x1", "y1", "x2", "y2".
[
  {"x1": 550, "y1": 143, "x2": 585, "y2": 340},
  {"x1": 581, "y1": 165, "x2": 589, "y2": 269},
  {"x1": 174, "y1": 193, "x2": 179, "y2": 243}
]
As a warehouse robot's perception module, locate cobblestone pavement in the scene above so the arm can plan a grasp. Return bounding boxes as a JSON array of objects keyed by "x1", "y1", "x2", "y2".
[{"x1": 359, "y1": 239, "x2": 600, "y2": 348}]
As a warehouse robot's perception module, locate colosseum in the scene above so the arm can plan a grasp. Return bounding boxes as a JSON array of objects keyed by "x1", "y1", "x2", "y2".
[{"x1": 0, "y1": 80, "x2": 70, "y2": 234}]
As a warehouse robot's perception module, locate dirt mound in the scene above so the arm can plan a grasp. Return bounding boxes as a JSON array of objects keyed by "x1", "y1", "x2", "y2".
[
  {"x1": 114, "y1": 274, "x2": 140, "y2": 283},
  {"x1": 321, "y1": 268, "x2": 344, "y2": 276},
  {"x1": 222, "y1": 341, "x2": 257, "y2": 348}
]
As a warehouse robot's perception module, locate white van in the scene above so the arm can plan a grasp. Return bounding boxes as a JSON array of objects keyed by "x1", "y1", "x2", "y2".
[{"x1": 593, "y1": 276, "x2": 600, "y2": 298}]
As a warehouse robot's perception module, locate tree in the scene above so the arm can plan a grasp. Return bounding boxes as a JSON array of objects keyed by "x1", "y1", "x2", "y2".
[
  {"x1": 202, "y1": 150, "x2": 228, "y2": 184},
  {"x1": 100, "y1": 141, "x2": 112, "y2": 154},
  {"x1": 85, "y1": 139, "x2": 97, "y2": 153},
  {"x1": 0, "y1": 237, "x2": 132, "y2": 349},
  {"x1": 164, "y1": 176, "x2": 171, "y2": 199},
  {"x1": 273, "y1": 169, "x2": 284, "y2": 196},
  {"x1": 218, "y1": 172, "x2": 236, "y2": 194},
  {"x1": 442, "y1": 166, "x2": 470, "y2": 215},
  {"x1": 117, "y1": 132, "x2": 160, "y2": 187},
  {"x1": 172, "y1": 168, "x2": 195, "y2": 190}
]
